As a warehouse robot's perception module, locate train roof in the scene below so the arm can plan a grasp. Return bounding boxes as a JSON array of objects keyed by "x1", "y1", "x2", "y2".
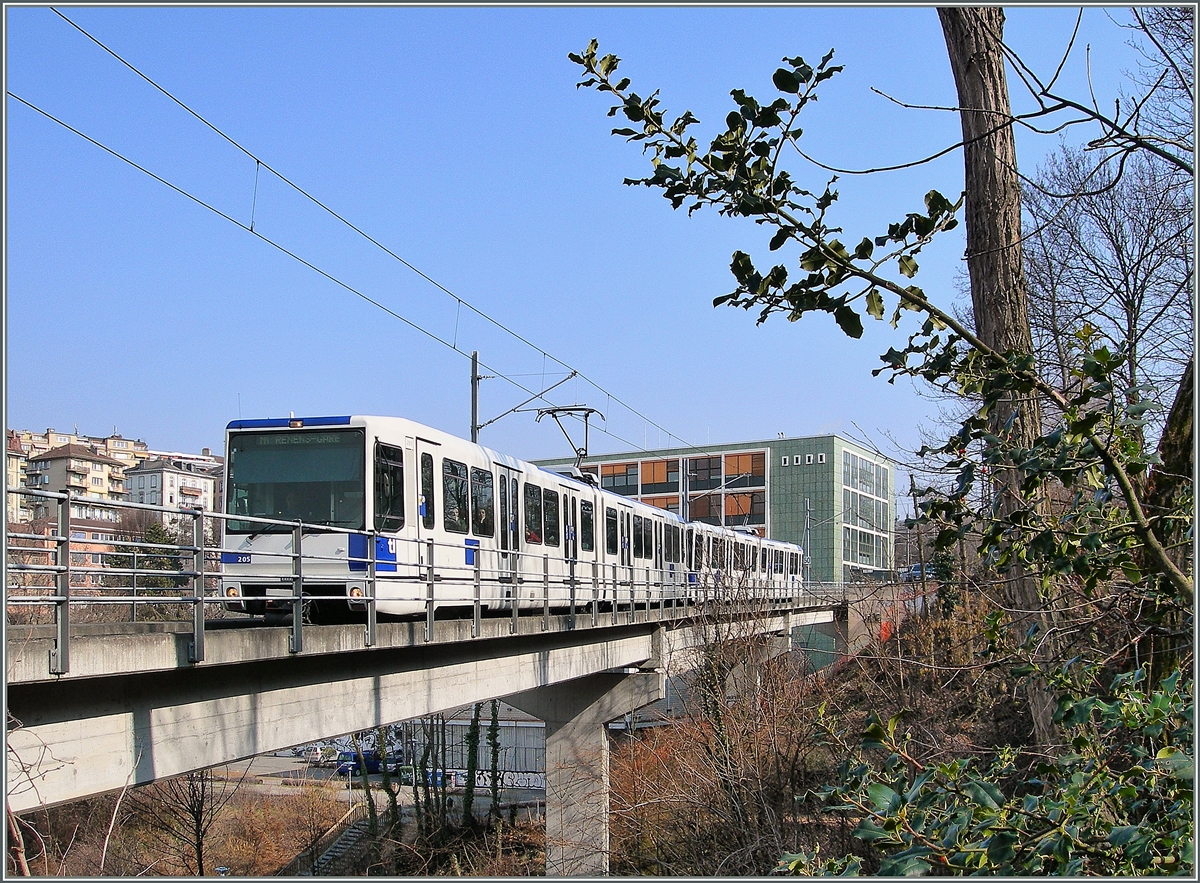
[{"x1": 225, "y1": 415, "x2": 801, "y2": 548}]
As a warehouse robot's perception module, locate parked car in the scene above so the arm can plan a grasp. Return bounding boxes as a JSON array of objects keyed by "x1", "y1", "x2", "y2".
[
  {"x1": 335, "y1": 750, "x2": 383, "y2": 776},
  {"x1": 901, "y1": 563, "x2": 933, "y2": 583},
  {"x1": 305, "y1": 746, "x2": 340, "y2": 767}
]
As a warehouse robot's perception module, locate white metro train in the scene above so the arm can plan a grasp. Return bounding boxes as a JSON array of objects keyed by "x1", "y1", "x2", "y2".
[{"x1": 219, "y1": 415, "x2": 804, "y2": 621}]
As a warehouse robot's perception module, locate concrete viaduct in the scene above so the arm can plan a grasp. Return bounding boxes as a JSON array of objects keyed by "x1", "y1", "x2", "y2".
[{"x1": 7, "y1": 601, "x2": 850, "y2": 875}]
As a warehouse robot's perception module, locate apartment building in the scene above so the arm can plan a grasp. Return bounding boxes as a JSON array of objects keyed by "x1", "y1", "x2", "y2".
[
  {"x1": 14, "y1": 427, "x2": 150, "y2": 466},
  {"x1": 124, "y1": 457, "x2": 222, "y2": 532},
  {"x1": 536, "y1": 434, "x2": 896, "y2": 584},
  {"x1": 24, "y1": 444, "x2": 129, "y2": 522},
  {"x1": 6, "y1": 431, "x2": 31, "y2": 525}
]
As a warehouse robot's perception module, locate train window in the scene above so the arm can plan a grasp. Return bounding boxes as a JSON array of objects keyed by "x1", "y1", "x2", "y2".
[
  {"x1": 633, "y1": 515, "x2": 644, "y2": 559},
  {"x1": 733, "y1": 542, "x2": 744, "y2": 571},
  {"x1": 470, "y1": 468, "x2": 494, "y2": 537},
  {"x1": 695, "y1": 535, "x2": 705, "y2": 570},
  {"x1": 374, "y1": 443, "x2": 405, "y2": 532},
  {"x1": 524, "y1": 484, "x2": 543, "y2": 544},
  {"x1": 543, "y1": 490, "x2": 560, "y2": 547},
  {"x1": 761, "y1": 548, "x2": 768, "y2": 571},
  {"x1": 580, "y1": 501, "x2": 595, "y2": 552},
  {"x1": 605, "y1": 507, "x2": 617, "y2": 554},
  {"x1": 499, "y1": 477, "x2": 509, "y2": 551},
  {"x1": 643, "y1": 518, "x2": 653, "y2": 561},
  {"x1": 510, "y1": 478, "x2": 519, "y2": 550},
  {"x1": 789, "y1": 552, "x2": 799, "y2": 575},
  {"x1": 442, "y1": 459, "x2": 469, "y2": 534},
  {"x1": 774, "y1": 551, "x2": 785, "y2": 574},
  {"x1": 421, "y1": 453, "x2": 435, "y2": 529}
]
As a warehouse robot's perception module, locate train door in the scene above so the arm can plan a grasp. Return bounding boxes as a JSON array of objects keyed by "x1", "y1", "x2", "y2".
[
  {"x1": 496, "y1": 465, "x2": 520, "y2": 598},
  {"x1": 561, "y1": 486, "x2": 579, "y2": 608},
  {"x1": 618, "y1": 503, "x2": 633, "y2": 607},
  {"x1": 414, "y1": 439, "x2": 442, "y2": 566}
]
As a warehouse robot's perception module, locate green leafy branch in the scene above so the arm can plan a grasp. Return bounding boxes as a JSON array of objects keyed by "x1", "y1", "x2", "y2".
[
  {"x1": 570, "y1": 39, "x2": 1191, "y2": 599},
  {"x1": 779, "y1": 668, "x2": 1193, "y2": 875}
]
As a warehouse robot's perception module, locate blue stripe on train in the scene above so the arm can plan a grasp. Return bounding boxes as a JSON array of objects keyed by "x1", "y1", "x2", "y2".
[{"x1": 348, "y1": 534, "x2": 398, "y2": 572}]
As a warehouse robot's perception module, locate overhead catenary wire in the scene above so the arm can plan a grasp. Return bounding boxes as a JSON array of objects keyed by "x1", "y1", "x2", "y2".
[
  {"x1": 6, "y1": 88, "x2": 663, "y2": 457},
  {"x1": 46, "y1": 7, "x2": 703, "y2": 459},
  {"x1": 23, "y1": 10, "x2": 895, "y2": 520}
]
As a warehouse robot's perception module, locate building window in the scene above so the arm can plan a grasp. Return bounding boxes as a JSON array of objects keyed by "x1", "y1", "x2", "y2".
[
  {"x1": 92, "y1": 462, "x2": 103, "y2": 471},
  {"x1": 725, "y1": 491, "x2": 766, "y2": 526},
  {"x1": 640, "y1": 459, "x2": 679, "y2": 494},
  {"x1": 724, "y1": 452, "x2": 765, "y2": 488},
  {"x1": 806, "y1": 453, "x2": 814, "y2": 465},
  {"x1": 150, "y1": 475, "x2": 158, "y2": 487},
  {"x1": 689, "y1": 493, "x2": 722, "y2": 525},
  {"x1": 600, "y1": 462, "x2": 638, "y2": 496},
  {"x1": 687, "y1": 456, "x2": 722, "y2": 491},
  {"x1": 817, "y1": 453, "x2": 826, "y2": 463},
  {"x1": 642, "y1": 495, "x2": 679, "y2": 515},
  {"x1": 780, "y1": 456, "x2": 789, "y2": 467},
  {"x1": 91, "y1": 477, "x2": 103, "y2": 486}
]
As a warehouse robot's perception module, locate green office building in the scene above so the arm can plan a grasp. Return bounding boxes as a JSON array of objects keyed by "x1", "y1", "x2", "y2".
[{"x1": 534, "y1": 435, "x2": 895, "y2": 584}]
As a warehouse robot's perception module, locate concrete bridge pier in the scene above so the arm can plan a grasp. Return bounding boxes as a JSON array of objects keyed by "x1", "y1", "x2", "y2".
[{"x1": 506, "y1": 669, "x2": 664, "y2": 877}]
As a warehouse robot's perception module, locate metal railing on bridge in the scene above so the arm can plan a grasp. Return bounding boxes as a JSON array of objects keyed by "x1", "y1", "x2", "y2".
[{"x1": 5, "y1": 488, "x2": 852, "y2": 676}]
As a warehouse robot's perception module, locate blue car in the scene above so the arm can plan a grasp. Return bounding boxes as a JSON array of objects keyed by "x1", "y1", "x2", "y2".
[{"x1": 335, "y1": 750, "x2": 383, "y2": 776}]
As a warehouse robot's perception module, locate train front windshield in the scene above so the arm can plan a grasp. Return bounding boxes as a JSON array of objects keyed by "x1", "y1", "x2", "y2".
[{"x1": 226, "y1": 429, "x2": 366, "y2": 533}]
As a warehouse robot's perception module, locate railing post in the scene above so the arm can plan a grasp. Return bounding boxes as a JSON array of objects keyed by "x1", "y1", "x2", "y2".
[
  {"x1": 472, "y1": 550, "x2": 481, "y2": 638},
  {"x1": 290, "y1": 522, "x2": 304, "y2": 654},
  {"x1": 542, "y1": 554, "x2": 549, "y2": 631},
  {"x1": 425, "y1": 538, "x2": 435, "y2": 642},
  {"x1": 611, "y1": 563, "x2": 618, "y2": 625},
  {"x1": 365, "y1": 531, "x2": 377, "y2": 648},
  {"x1": 50, "y1": 493, "x2": 71, "y2": 675},
  {"x1": 189, "y1": 509, "x2": 206, "y2": 664},
  {"x1": 568, "y1": 558, "x2": 576, "y2": 631},
  {"x1": 627, "y1": 566, "x2": 634, "y2": 624},
  {"x1": 591, "y1": 561, "x2": 598, "y2": 627},
  {"x1": 131, "y1": 547, "x2": 138, "y2": 622},
  {"x1": 511, "y1": 552, "x2": 520, "y2": 634}
]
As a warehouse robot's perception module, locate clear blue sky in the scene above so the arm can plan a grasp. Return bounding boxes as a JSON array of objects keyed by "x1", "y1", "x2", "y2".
[{"x1": 5, "y1": 6, "x2": 1139, "y2": 473}]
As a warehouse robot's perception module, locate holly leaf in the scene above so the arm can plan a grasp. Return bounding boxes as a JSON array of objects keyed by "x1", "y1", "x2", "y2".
[{"x1": 834, "y1": 305, "x2": 863, "y2": 338}]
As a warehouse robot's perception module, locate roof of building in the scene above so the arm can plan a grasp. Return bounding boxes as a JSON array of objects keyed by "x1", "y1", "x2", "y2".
[
  {"x1": 28, "y1": 444, "x2": 125, "y2": 467},
  {"x1": 7, "y1": 431, "x2": 25, "y2": 455},
  {"x1": 126, "y1": 456, "x2": 221, "y2": 477}
]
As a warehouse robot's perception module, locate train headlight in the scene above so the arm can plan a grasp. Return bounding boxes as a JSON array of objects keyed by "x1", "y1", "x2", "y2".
[
  {"x1": 225, "y1": 586, "x2": 240, "y2": 598},
  {"x1": 349, "y1": 587, "x2": 363, "y2": 598}
]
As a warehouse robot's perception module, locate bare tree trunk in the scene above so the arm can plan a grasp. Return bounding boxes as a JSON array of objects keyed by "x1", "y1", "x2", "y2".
[
  {"x1": 1140, "y1": 358, "x2": 1194, "y2": 681},
  {"x1": 7, "y1": 807, "x2": 30, "y2": 876},
  {"x1": 938, "y1": 7, "x2": 1057, "y2": 746}
]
